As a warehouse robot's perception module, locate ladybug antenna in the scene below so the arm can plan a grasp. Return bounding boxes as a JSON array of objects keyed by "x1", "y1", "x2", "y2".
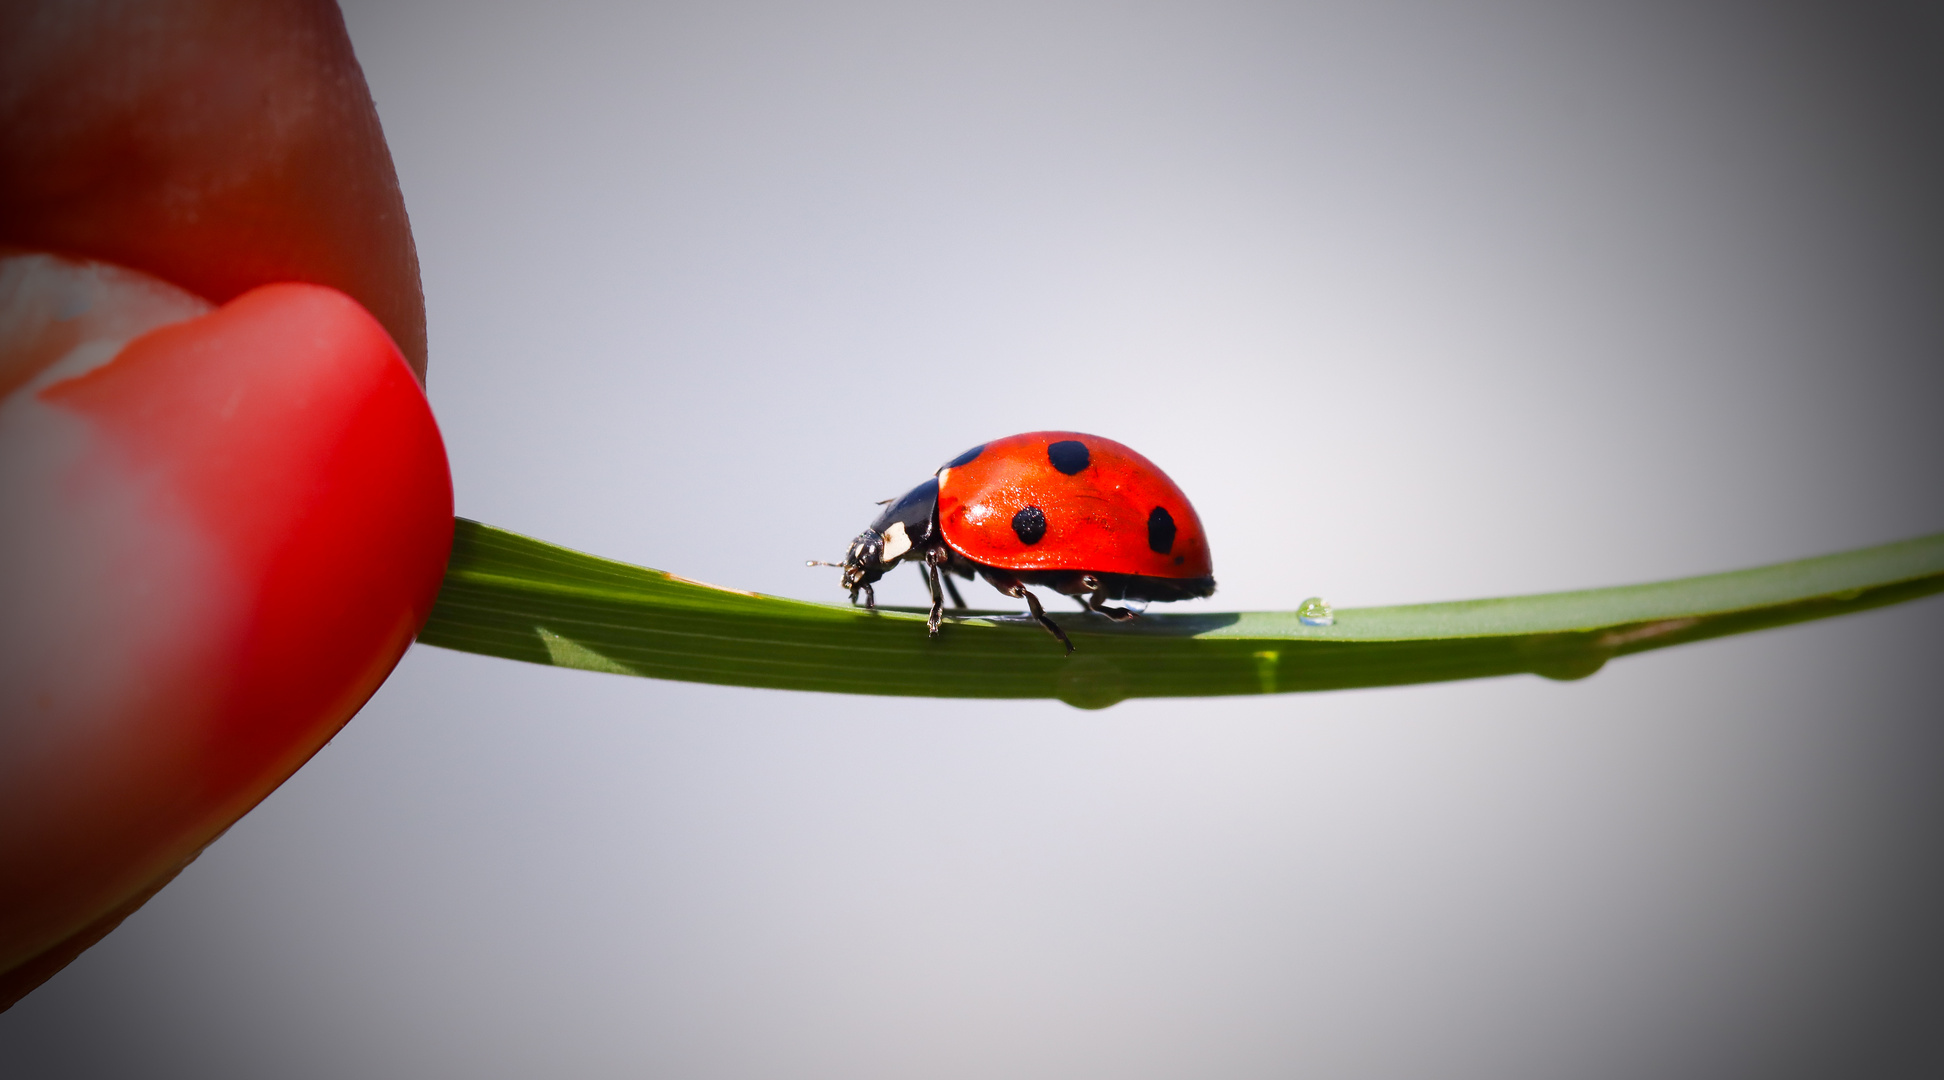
[{"x1": 805, "y1": 559, "x2": 845, "y2": 568}]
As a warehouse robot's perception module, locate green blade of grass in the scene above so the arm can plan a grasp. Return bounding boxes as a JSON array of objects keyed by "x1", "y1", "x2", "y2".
[{"x1": 416, "y1": 519, "x2": 1944, "y2": 708}]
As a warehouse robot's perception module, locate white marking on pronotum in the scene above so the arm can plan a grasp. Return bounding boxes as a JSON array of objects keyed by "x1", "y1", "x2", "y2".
[{"x1": 880, "y1": 520, "x2": 913, "y2": 562}]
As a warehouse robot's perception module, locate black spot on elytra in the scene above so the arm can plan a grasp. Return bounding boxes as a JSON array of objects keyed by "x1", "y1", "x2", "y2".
[
  {"x1": 1012, "y1": 505, "x2": 1048, "y2": 545},
  {"x1": 1148, "y1": 506, "x2": 1176, "y2": 554},
  {"x1": 1174, "y1": 555, "x2": 1185, "y2": 565},
  {"x1": 943, "y1": 444, "x2": 985, "y2": 470},
  {"x1": 1047, "y1": 440, "x2": 1090, "y2": 475}
]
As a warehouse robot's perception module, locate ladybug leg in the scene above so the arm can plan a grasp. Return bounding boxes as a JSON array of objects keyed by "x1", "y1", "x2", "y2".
[
  {"x1": 977, "y1": 569, "x2": 1073, "y2": 653},
  {"x1": 1079, "y1": 574, "x2": 1138, "y2": 621},
  {"x1": 914, "y1": 553, "x2": 966, "y2": 610},
  {"x1": 939, "y1": 549, "x2": 974, "y2": 608},
  {"x1": 922, "y1": 552, "x2": 947, "y2": 637},
  {"x1": 1011, "y1": 584, "x2": 1074, "y2": 655},
  {"x1": 1085, "y1": 591, "x2": 1139, "y2": 622}
]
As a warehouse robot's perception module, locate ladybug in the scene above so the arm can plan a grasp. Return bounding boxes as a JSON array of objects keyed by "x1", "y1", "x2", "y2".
[{"x1": 818, "y1": 431, "x2": 1215, "y2": 652}]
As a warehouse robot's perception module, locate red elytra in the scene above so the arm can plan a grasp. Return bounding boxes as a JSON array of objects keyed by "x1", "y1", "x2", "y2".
[
  {"x1": 827, "y1": 431, "x2": 1215, "y2": 652},
  {"x1": 937, "y1": 431, "x2": 1213, "y2": 580}
]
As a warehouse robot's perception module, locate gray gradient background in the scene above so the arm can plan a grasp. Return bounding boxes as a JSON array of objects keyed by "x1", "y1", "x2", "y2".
[{"x1": 5, "y1": 2, "x2": 1944, "y2": 1076}]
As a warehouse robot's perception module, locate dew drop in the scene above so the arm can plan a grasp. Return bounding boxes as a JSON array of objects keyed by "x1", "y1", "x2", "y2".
[
  {"x1": 1056, "y1": 655, "x2": 1128, "y2": 710},
  {"x1": 1120, "y1": 597, "x2": 1149, "y2": 615},
  {"x1": 1297, "y1": 597, "x2": 1334, "y2": 627}
]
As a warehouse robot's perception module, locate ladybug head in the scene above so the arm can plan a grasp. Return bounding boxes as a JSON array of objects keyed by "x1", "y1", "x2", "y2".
[
  {"x1": 838, "y1": 477, "x2": 940, "y2": 604},
  {"x1": 840, "y1": 531, "x2": 886, "y2": 601}
]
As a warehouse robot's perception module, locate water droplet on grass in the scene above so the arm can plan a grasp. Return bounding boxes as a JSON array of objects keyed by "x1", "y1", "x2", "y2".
[
  {"x1": 1057, "y1": 655, "x2": 1128, "y2": 710},
  {"x1": 1297, "y1": 597, "x2": 1334, "y2": 627}
]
